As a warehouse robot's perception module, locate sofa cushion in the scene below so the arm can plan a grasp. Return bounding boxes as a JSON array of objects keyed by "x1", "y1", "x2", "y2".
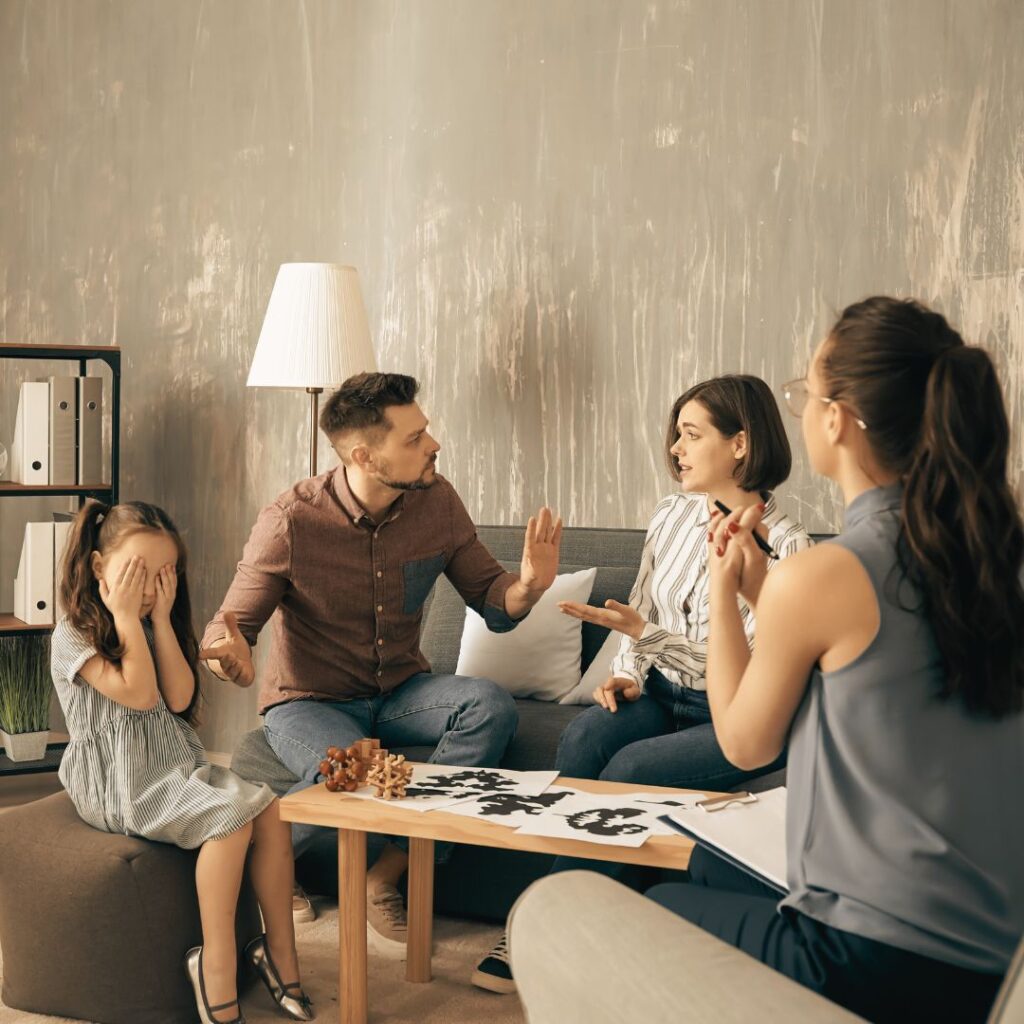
[
  {"x1": 422, "y1": 561, "x2": 638, "y2": 679},
  {"x1": 560, "y1": 629, "x2": 618, "y2": 705},
  {"x1": 456, "y1": 567, "x2": 597, "y2": 700}
]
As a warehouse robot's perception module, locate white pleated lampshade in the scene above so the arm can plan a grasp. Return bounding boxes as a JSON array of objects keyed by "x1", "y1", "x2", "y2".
[{"x1": 247, "y1": 263, "x2": 377, "y2": 389}]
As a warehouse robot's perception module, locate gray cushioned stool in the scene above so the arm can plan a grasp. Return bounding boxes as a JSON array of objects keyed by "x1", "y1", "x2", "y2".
[{"x1": 0, "y1": 791, "x2": 261, "y2": 1024}]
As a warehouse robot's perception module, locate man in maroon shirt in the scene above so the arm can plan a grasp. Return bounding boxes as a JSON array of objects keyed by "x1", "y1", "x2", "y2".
[{"x1": 201, "y1": 372, "x2": 562, "y2": 955}]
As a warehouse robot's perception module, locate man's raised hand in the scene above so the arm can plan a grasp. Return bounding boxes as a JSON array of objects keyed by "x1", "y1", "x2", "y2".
[{"x1": 520, "y1": 506, "x2": 563, "y2": 595}]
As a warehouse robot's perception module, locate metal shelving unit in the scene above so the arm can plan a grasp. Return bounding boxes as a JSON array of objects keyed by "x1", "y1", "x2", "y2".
[{"x1": 0, "y1": 342, "x2": 121, "y2": 774}]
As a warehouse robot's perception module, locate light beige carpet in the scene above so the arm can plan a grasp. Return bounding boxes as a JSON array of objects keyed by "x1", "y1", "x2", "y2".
[{"x1": 0, "y1": 899, "x2": 526, "y2": 1024}]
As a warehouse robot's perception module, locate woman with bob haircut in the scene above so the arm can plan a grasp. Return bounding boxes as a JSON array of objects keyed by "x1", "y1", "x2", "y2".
[
  {"x1": 472, "y1": 374, "x2": 811, "y2": 995},
  {"x1": 553, "y1": 374, "x2": 812, "y2": 792}
]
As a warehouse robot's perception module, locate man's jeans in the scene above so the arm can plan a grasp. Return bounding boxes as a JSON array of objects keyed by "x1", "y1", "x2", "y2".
[{"x1": 264, "y1": 672, "x2": 518, "y2": 858}]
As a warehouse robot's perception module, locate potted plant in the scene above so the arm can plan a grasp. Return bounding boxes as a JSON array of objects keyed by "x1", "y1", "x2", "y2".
[{"x1": 0, "y1": 636, "x2": 52, "y2": 762}]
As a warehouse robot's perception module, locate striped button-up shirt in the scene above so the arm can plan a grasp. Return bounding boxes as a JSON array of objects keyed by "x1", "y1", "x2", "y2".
[{"x1": 611, "y1": 492, "x2": 812, "y2": 691}]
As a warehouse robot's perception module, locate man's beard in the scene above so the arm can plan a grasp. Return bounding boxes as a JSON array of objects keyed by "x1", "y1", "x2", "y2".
[{"x1": 376, "y1": 457, "x2": 437, "y2": 492}]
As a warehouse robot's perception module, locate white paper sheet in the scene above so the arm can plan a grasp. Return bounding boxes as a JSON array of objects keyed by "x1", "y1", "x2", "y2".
[
  {"x1": 443, "y1": 784, "x2": 579, "y2": 828},
  {"x1": 620, "y1": 792, "x2": 708, "y2": 835},
  {"x1": 336, "y1": 764, "x2": 559, "y2": 812},
  {"x1": 513, "y1": 790, "x2": 669, "y2": 847}
]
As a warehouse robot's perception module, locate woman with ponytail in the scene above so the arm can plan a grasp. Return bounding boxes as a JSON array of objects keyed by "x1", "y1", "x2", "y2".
[
  {"x1": 52, "y1": 501, "x2": 314, "y2": 1023},
  {"x1": 635, "y1": 297, "x2": 1024, "y2": 1022}
]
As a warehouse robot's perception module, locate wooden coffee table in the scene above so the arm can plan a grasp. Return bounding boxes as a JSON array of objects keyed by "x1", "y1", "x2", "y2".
[{"x1": 280, "y1": 773, "x2": 715, "y2": 1024}]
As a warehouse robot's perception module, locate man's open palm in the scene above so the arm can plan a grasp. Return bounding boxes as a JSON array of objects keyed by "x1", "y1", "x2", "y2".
[{"x1": 520, "y1": 506, "x2": 563, "y2": 594}]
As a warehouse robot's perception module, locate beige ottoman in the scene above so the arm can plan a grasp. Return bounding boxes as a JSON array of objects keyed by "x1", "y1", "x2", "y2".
[{"x1": 0, "y1": 791, "x2": 261, "y2": 1024}]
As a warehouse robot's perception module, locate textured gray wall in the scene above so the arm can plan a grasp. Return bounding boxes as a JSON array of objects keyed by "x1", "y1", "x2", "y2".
[{"x1": 2, "y1": 0, "x2": 1022, "y2": 753}]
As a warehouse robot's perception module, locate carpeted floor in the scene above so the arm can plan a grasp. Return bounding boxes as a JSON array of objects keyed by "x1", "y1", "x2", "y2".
[{"x1": 0, "y1": 898, "x2": 526, "y2": 1023}]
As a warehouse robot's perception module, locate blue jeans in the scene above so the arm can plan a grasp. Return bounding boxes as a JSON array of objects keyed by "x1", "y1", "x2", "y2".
[
  {"x1": 263, "y1": 672, "x2": 518, "y2": 858},
  {"x1": 551, "y1": 667, "x2": 785, "y2": 878}
]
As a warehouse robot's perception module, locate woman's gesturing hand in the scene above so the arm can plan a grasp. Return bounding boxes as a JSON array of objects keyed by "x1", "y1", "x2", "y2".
[{"x1": 558, "y1": 599, "x2": 646, "y2": 640}]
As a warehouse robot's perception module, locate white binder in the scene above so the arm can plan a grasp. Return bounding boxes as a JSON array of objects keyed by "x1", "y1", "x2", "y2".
[
  {"x1": 12, "y1": 522, "x2": 55, "y2": 626},
  {"x1": 12, "y1": 549, "x2": 26, "y2": 623},
  {"x1": 48, "y1": 375, "x2": 78, "y2": 485},
  {"x1": 77, "y1": 376, "x2": 104, "y2": 485},
  {"x1": 11, "y1": 381, "x2": 49, "y2": 484},
  {"x1": 53, "y1": 519, "x2": 74, "y2": 619}
]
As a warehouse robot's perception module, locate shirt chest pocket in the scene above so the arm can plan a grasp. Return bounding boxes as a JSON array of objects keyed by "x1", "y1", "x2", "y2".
[{"x1": 402, "y1": 552, "x2": 447, "y2": 614}]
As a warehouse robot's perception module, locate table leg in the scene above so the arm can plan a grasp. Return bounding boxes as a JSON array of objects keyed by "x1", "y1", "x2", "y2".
[
  {"x1": 406, "y1": 837, "x2": 434, "y2": 983},
  {"x1": 338, "y1": 828, "x2": 368, "y2": 1024}
]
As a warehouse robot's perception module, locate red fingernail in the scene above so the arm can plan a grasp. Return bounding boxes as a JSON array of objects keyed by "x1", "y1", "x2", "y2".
[
  {"x1": 716, "y1": 546, "x2": 724, "y2": 556},
  {"x1": 758, "y1": 502, "x2": 766, "y2": 511},
  {"x1": 707, "y1": 531, "x2": 714, "y2": 541},
  {"x1": 728, "y1": 523, "x2": 740, "y2": 534}
]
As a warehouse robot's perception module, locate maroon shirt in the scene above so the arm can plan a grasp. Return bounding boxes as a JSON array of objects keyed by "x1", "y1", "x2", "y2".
[{"x1": 202, "y1": 467, "x2": 519, "y2": 713}]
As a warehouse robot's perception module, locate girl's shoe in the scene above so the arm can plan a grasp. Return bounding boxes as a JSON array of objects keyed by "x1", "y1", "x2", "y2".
[
  {"x1": 183, "y1": 946, "x2": 246, "y2": 1024},
  {"x1": 244, "y1": 934, "x2": 315, "y2": 1021}
]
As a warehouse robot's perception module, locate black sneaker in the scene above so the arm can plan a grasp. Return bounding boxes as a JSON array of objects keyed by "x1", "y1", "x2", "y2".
[{"x1": 471, "y1": 932, "x2": 516, "y2": 994}]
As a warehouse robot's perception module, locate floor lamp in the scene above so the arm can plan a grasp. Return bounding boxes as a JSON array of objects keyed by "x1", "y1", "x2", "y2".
[{"x1": 247, "y1": 263, "x2": 378, "y2": 476}]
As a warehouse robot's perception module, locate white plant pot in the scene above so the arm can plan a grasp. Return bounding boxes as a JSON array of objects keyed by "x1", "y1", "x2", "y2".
[{"x1": 0, "y1": 728, "x2": 49, "y2": 763}]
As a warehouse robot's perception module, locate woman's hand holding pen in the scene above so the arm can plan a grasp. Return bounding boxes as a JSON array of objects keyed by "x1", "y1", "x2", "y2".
[{"x1": 708, "y1": 503, "x2": 770, "y2": 608}]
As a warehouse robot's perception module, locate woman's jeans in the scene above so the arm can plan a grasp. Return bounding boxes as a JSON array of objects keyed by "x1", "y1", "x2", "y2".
[{"x1": 550, "y1": 667, "x2": 785, "y2": 879}]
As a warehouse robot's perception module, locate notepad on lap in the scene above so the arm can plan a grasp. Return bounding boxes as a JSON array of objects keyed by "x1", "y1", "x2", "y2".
[{"x1": 662, "y1": 786, "x2": 789, "y2": 894}]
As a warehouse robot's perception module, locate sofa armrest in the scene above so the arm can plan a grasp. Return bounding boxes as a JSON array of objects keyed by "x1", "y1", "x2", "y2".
[{"x1": 509, "y1": 871, "x2": 864, "y2": 1024}]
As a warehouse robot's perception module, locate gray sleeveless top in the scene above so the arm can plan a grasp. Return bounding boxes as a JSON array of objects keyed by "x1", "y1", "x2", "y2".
[{"x1": 782, "y1": 484, "x2": 1024, "y2": 973}]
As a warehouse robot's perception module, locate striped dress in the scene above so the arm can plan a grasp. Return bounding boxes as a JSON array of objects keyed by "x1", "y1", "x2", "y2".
[
  {"x1": 611, "y1": 491, "x2": 812, "y2": 691},
  {"x1": 50, "y1": 616, "x2": 275, "y2": 849}
]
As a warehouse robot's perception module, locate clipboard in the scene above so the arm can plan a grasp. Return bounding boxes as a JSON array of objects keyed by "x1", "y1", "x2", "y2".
[
  {"x1": 659, "y1": 785, "x2": 789, "y2": 897},
  {"x1": 658, "y1": 815, "x2": 787, "y2": 896}
]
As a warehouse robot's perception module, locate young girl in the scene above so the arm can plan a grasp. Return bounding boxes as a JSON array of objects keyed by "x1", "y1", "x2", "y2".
[
  {"x1": 51, "y1": 500, "x2": 314, "y2": 1024},
  {"x1": 472, "y1": 375, "x2": 812, "y2": 994},
  {"x1": 652, "y1": 297, "x2": 1024, "y2": 1022}
]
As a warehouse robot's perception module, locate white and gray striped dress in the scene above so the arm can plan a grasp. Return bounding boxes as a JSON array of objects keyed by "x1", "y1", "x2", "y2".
[
  {"x1": 50, "y1": 616, "x2": 275, "y2": 849},
  {"x1": 611, "y1": 492, "x2": 812, "y2": 691}
]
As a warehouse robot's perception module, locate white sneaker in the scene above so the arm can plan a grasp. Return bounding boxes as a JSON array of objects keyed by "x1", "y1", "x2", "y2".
[
  {"x1": 292, "y1": 884, "x2": 316, "y2": 924},
  {"x1": 366, "y1": 882, "x2": 408, "y2": 960}
]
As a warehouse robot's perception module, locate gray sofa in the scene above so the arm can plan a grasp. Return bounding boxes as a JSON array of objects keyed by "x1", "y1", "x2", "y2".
[{"x1": 229, "y1": 523, "x2": 798, "y2": 921}]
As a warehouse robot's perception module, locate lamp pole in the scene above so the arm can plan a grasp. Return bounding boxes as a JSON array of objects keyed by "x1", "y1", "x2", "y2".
[{"x1": 307, "y1": 387, "x2": 323, "y2": 477}]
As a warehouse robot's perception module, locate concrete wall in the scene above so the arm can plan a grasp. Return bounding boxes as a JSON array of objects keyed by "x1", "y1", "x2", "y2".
[{"x1": 2, "y1": 0, "x2": 1022, "y2": 754}]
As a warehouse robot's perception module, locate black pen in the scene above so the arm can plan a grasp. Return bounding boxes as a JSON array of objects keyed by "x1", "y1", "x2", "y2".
[{"x1": 712, "y1": 500, "x2": 778, "y2": 560}]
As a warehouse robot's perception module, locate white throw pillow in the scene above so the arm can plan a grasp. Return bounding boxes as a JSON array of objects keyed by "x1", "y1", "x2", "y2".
[
  {"x1": 455, "y1": 568, "x2": 597, "y2": 701},
  {"x1": 558, "y1": 628, "x2": 622, "y2": 705}
]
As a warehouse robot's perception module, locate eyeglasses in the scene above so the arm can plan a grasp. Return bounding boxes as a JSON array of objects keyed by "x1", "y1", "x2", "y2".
[{"x1": 781, "y1": 378, "x2": 867, "y2": 431}]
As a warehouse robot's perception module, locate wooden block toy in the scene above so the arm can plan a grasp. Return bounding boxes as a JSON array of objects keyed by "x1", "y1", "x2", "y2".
[
  {"x1": 321, "y1": 739, "x2": 408, "y2": 797},
  {"x1": 365, "y1": 753, "x2": 413, "y2": 800}
]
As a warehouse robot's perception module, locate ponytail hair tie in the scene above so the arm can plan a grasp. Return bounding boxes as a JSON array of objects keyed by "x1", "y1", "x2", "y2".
[{"x1": 92, "y1": 499, "x2": 112, "y2": 525}]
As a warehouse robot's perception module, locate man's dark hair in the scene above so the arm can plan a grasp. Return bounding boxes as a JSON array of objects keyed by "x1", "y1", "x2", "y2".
[
  {"x1": 319, "y1": 372, "x2": 419, "y2": 444},
  {"x1": 665, "y1": 375, "x2": 792, "y2": 493}
]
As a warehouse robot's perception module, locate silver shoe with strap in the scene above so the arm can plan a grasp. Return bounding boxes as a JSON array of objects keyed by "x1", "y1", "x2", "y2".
[
  {"x1": 244, "y1": 934, "x2": 315, "y2": 1021},
  {"x1": 184, "y1": 946, "x2": 246, "y2": 1024}
]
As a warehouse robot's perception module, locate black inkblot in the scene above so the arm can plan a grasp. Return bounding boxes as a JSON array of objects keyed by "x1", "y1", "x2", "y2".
[
  {"x1": 474, "y1": 792, "x2": 571, "y2": 817},
  {"x1": 423, "y1": 769, "x2": 518, "y2": 793},
  {"x1": 563, "y1": 808, "x2": 648, "y2": 837}
]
